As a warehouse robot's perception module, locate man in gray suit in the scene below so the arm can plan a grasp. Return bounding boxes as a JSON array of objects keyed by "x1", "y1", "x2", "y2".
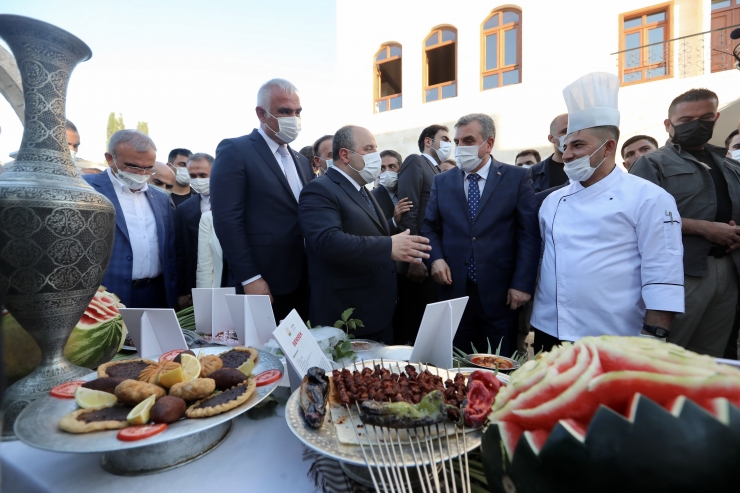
[{"x1": 394, "y1": 124, "x2": 451, "y2": 344}]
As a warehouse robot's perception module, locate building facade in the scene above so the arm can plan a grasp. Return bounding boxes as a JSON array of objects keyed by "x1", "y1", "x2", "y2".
[{"x1": 335, "y1": 0, "x2": 740, "y2": 165}]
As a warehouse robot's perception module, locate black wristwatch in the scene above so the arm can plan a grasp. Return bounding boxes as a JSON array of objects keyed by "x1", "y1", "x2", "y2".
[{"x1": 642, "y1": 324, "x2": 669, "y2": 338}]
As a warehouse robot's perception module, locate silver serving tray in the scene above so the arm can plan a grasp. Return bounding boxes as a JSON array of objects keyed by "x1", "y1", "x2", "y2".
[
  {"x1": 14, "y1": 348, "x2": 282, "y2": 454},
  {"x1": 464, "y1": 353, "x2": 521, "y2": 372},
  {"x1": 285, "y1": 360, "x2": 507, "y2": 467}
]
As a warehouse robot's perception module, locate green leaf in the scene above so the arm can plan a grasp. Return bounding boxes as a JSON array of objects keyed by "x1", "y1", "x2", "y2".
[
  {"x1": 487, "y1": 337, "x2": 492, "y2": 355},
  {"x1": 470, "y1": 342, "x2": 479, "y2": 354},
  {"x1": 348, "y1": 321, "x2": 356, "y2": 330},
  {"x1": 333, "y1": 321, "x2": 345, "y2": 329},
  {"x1": 341, "y1": 308, "x2": 354, "y2": 322},
  {"x1": 495, "y1": 336, "x2": 503, "y2": 356},
  {"x1": 353, "y1": 319, "x2": 364, "y2": 327},
  {"x1": 347, "y1": 334, "x2": 355, "y2": 339},
  {"x1": 341, "y1": 340, "x2": 352, "y2": 352},
  {"x1": 305, "y1": 320, "x2": 312, "y2": 329}
]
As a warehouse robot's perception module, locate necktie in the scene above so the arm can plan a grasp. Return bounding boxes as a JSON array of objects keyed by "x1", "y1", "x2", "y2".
[
  {"x1": 467, "y1": 173, "x2": 481, "y2": 283},
  {"x1": 277, "y1": 146, "x2": 301, "y2": 201},
  {"x1": 360, "y1": 186, "x2": 379, "y2": 222}
]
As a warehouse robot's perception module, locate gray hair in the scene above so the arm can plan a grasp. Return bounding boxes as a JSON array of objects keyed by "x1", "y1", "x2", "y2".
[
  {"x1": 332, "y1": 125, "x2": 357, "y2": 161},
  {"x1": 455, "y1": 113, "x2": 496, "y2": 140},
  {"x1": 256, "y1": 78, "x2": 299, "y2": 110},
  {"x1": 108, "y1": 129, "x2": 157, "y2": 155},
  {"x1": 187, "y1": 152, "x2": 214, "y2": 167}
]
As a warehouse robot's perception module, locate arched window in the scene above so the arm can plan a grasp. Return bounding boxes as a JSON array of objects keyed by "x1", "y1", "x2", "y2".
[
  {"x1": 481, "y1": 9, "x2": 522, "y2": 90},
  {"x1": 374, "y1": 44, "x2": 402, "y2": 113},
  {"x1": 424, "y1": 27, "x2": 457, "y2": 102}
]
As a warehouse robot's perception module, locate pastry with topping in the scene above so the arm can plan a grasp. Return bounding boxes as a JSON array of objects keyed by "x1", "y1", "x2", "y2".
[
  {"x1": 97, "y1": 358, "x2": 155, "y2": 379},
  {"x1": 218, "y1": 347, "x2": 258, "y2": 369},
  {"x1": 185, "y1": 380, "x2": 256, "y2": 418},
  {"x1": 59, "y1": 405, "x2": 133, "y2": 433}
]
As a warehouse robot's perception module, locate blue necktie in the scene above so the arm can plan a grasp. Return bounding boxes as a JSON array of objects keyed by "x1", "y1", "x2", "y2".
[
  {"x1": 360, "y1": 186, "x2": 379, "y2": 222},
  {"x1": 467, "y1": 173, "x2": 481, "y2": 283}
]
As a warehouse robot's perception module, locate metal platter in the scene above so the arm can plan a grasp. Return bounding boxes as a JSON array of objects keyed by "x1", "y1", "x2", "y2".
[
  {"x1": 464, "y1": 353, "x2": 521, "y2": 372},
  {"x1": 285, "y1": 359, "x2": 507, "y2": 467},
  {"x1": 14, "y1": 348, "x2": 282, "y2": 454}
]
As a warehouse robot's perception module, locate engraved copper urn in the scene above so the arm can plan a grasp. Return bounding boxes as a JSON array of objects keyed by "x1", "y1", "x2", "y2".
[{"x1": 0, "y1": 15, "x2": 115, "y2": 438}]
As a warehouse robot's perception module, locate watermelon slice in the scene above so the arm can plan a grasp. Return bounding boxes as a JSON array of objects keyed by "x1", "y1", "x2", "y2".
[{"x1": 498, "y1": 421, "x2": 524, "y2": 461}]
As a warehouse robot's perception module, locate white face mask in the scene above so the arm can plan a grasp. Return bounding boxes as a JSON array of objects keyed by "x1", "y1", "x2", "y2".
[
  {"x1": 557, "y1": 135, "x2": 567, "y2": 154},
  {"x1": 175, "y1": 166, "x2": 190, "y2": 186},
  {"x1": 155, "y1": 186, "x2": 173, "y2": 196},
  {"x1": 433, "y1": 140, "x2": 452, "y2": 161},
  {"x1": 455, "y1": 142, "x2": 487, "y2": 173},
  {"x1": 320, "y1": 157, "x2": 333, "y2": 169},
  {"x1": 265, "y1": 111, "x2": 301, "y2": 143},
  {"x1": 731, "y1": 149, "x2": 740, "y2": 161},
  {"x1": 190, "y1": 177, "x2": 210, "y2": 196},
  {"x1": 563, "y1": 140, "x2": 608, "y2": 183},
  {"x1": 113, "y1": 159, "x2": 150, "y2": 190},
  {"x1": 521, "y1": 164, "x2": 532, "y2": 169},
  {"x1": 379, "y1": 171, "x2": 398, "y2": 190},
  {"x1": 70, "y1": 149, "x2": 77, "y2": 162},
  {"x1": 348, "y1": 150, "x2": 382, "y2": 184}
]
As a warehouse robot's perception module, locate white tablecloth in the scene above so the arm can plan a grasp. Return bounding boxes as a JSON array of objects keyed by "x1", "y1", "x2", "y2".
[{"x1": 1, "y1": 403, "x2": 316, "y2": 493}]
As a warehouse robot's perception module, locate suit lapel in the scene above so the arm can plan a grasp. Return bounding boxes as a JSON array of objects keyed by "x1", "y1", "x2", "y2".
[
  {"x1": 249, "y1": 130, "x2": 295, "y2": 200},
  {"x1": 94, "y1": 173, "x2": 130, "y2": 243},
  {"x1": 329, "y1": 169, "x2": 387, "y2": 235},
  {"x1": 421, "y1": 154, "x2": 441, "y2": 175},
  {"x1": 474, "y1": 159, "x2": 505, "y2": 222},
  {"x1": 366, "y1": 187, "x2": 390, "y2": 236},
  {"x1": 287, "y1": 146, "x2": 312, "y2": 186},
  {"x1": 145, "y1": 189, "x2": 166, "y2": 263}
]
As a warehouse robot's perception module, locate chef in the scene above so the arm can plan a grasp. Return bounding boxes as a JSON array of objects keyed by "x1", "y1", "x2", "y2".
[{"x1": 530, "y1": 72, "x2": 685, "y2": 351}]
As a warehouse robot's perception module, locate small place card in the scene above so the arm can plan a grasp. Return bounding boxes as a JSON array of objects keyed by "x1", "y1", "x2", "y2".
[
  {"x1": 118, "y1": 308, "x2": 188, "y2": 359},
  {"x1": 192, "y1": 288, "x2": 234, "y2": 337},
  {"x1": 409, "y1": 297, "x2": 468, "y2": 369},
  {"x1": 272, "y1": 309, "x2": 333, "y2": 391},
  {"x1": 224, "y1": 294, "x2": 276, "y2": 346}
]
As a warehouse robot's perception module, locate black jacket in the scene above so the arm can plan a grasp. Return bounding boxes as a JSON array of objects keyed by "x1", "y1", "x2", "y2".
[{"x1": 174, "y1": 193, "x2": 202, "y2": 297}]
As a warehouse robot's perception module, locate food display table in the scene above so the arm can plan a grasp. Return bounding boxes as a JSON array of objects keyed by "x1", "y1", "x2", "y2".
[{"x1": 1, "y1": 402, "x2": 315, "y2": 493}]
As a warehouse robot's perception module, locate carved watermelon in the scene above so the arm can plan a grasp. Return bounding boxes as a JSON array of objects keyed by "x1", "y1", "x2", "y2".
[{"x1": 63, "y1": 287, "x2": 127, "y2": 369}]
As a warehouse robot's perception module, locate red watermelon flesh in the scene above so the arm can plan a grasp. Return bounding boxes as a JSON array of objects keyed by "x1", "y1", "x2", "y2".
[
  {"x1": 592, "y1": 338, "x2": 716, "y2": 377},
  {"x1": 493, "y1": 359, "x2": 549, "y2": 413},
  {"x1": 498, "y1": 421, "x2": 524, "y2": 461},
  {"x1": 524, "y1": 428, "x2": 551, "y2": 454}
]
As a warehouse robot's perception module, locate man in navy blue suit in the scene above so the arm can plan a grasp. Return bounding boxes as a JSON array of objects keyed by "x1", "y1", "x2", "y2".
[
  {"x1": 422, "y1": 114, "x2": 539, "y2": 356},
  {"x1": 210, "y1": 79, "x2": 314, "y2": 323},
  {"x1": 299, "y1": 126, "x2": 432, "y2": 343},
  {"x1": 83, "y1": 130, "x2": 177, "y2": 308}
]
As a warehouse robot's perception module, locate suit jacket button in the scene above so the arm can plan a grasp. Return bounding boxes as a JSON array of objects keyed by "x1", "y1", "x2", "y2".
[
  {"x1": 472, "y1": 237, "x2": 476, "y2": 241},
  {"x1": 127, "y1": 255, "x2": 133, "y2": 261}
]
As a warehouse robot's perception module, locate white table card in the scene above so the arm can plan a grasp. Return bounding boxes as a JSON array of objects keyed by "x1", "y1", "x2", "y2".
[
  {"x1": 409, "y1": 297, "x2": 468, "y2": 369},
  {"x1": 192, "y1": 288, "x2": 235, "y2": 337},
  {"x1": 118, "y1": 308, "x2": 188, "y2": 359},
  {"x1": 272, "y1": 309, "x2": 333, "y2": 391},
  {"x1": 224, "y1": 294, "x2": 276, "y2": 346}
]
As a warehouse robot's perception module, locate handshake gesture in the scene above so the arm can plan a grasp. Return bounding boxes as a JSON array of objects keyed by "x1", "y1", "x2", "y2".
[{"x1": 391, "y1": 230, "x2": 431, "y2": 263}]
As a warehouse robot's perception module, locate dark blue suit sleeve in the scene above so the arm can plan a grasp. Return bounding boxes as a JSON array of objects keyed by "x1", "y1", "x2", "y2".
[
  {"x1": 510, "y1": 169, "x2": 540, "y2": 295},
  {"x1": 397, "y1": 155, "x2": 423, "y2": 234},
  {"x1": 174, "y1": 205, "x2": 188, "y2": 297},
  {"x1": 421, "y1": 176, "x2": 443, "y2": 267}
]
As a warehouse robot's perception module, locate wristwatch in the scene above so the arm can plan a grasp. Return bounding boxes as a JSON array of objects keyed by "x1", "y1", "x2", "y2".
[{"x1": 642, "y1": 324, "x2": 669, "y2": 338}]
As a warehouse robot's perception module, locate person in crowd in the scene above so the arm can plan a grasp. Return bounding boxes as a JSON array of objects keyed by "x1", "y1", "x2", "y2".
[
  {"x1": 196, "y1": 210, "x2": 225, "y2": 289},
  {"x1": 299, "y1": 125, "x2": 431, "y2": 343},
  {"x1": 533, "y1": 73, "x2": 684, "y2": 352},
  {"x1": 175, "y1": 153, "x2": 213, "y2": 309},
  {"x1": 423, "y1": 113, "x2": 539, "y2": 356},
  {"x1": 168, "y1": 148, "x2": 194, "y2": 207},
  {"x1": 211, "y1": 78, "x2": 313, "y2": 322},
  {"x1": 312, "y1": 135, "x2": 333, "y2": 177},
  {"x1": 371, "y1": 149, "x2": 404, "y2": 219},
  {"x1": 83, "y1": 129, "x2": 177, "y2": 308},
  {"x1": 530, "y1": 114, "x2": 569, "y2": 193},
  {"x1": 395, "y1": 124, "x2": 451, "y2": 344},
  {"x1": 621, "y1": 134, "x2": 658, "y2": 170},
  {"x1": 515, "y1": 149, "x2": 541, "y2": 168},
  {"x1": 299, "y1": 145, "x2": 318, "y2": 180},
  {"x1": 66, "y1": 119, "x2": 80, "y2": 162},
  {"x1": 631, "y1": 88, "x2": 740, "y2": 358},
  {"x1": 440, "y1": 159, "x2": 457, "y2": 172},
  {"x1": 726, "y1": 129, "x2": 740, "y2": 160},
  {"x1": 148, "y1": 161, "x2": 176, "y2": 196}
]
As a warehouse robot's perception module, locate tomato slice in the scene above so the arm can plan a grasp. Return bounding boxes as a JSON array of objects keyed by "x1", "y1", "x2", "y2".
[
  {"x1": 50, "y1": 380, "x2": 86, "y2": 398},
  {"x1": 254, "y1": 369, "x2": 282, "y2": 387},
  {"x1": 117, "y1": 423, "x2": 167, "y2": 442},
  {"x1": 159, "y1": 349, "x2": 185, "y2": 362}
]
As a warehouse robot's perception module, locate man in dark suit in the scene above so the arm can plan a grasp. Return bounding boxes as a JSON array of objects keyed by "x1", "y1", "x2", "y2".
[
  {"x1": 84, "y1": 130, "x2": 177, "y2": 309},
  {"x1": 174, "y1": 153, "x2": 213, "y2": 308},
  {"x1": 371, "y1": 150, "x2": 411, "y2": 221},
  {"x1": 530, "y1": 114, "x2": 569, "y2": 193},
  {"x1": 211, "y1": 79, "x2": 313, "y2": 323},
  {"x1": 423, "y1": 114, "x2": 539, "y2": 356},
  {"x1": 299, "y1": 125, "x2": 432, "y2": 343}
]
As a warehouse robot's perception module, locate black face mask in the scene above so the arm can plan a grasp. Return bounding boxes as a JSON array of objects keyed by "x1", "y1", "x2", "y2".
[{"x1": 670, "y1": 119, "x2": 715, "y2": 149}]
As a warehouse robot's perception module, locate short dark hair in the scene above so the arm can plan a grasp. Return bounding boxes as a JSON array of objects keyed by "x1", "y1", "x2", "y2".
[
  {"x1": 668, "y1": 88, "x2": 719, "y2": 117},
  {"x1": 726, "y1": 129, "x2": 739, "y2": 149},
  {"x1": 187, "y1": 152, "x2": 214, "y2": 166},
  {"x1": 417, "y1": 124, "x2": 449, "y2": 152},
  {"x1": 299, "y1": 146, "x2": 314, "y2": 162},
  {"x1": 168, "y1": 148, "x2": 192, "y2": 163},
  {"x1": 380, "y1": 150, "x2": 402, "y2": 167},
  {"x1": 312, "y1": 135, "x2": 333, "y2": 157},
  {"x1": 442, "y1": 159, "x2": 457, "y2": 166},
  {"x1": 620, "y1": 135, "x2": 659, "y2": 158},
  {"x1": 333, "y1": 126, "x2": 356, "y2": 161},
  {"x1": 65, "y1": 119, "x2": 78, "y2": 132},
  {"x1": 589, "y1": 125, "x2": 621, "y2": 143},
  {"x1": 515, "y1": 149, "x2": 541, "y2": 163}
]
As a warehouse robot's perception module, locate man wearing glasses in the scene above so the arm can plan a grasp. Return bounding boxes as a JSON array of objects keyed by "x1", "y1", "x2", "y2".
[{"x1": 83, "y1": 129, "x2": 177, "y2": 309}]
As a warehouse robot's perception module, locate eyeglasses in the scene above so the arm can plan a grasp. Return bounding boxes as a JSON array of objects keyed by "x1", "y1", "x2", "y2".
[{"x1": 113, "y1": 156, "x2": 154, "y2": 175}]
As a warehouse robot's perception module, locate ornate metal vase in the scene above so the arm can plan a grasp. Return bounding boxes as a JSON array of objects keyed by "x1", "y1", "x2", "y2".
[{"x1": 0, "y1": 15, "x2": 115, "y2": 438}]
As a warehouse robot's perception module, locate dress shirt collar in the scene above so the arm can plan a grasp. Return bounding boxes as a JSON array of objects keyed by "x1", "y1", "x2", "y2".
[
  {"x1": 421, "y1": 152, "x2": 439, "y2": 167},
  {"x1": 332, "y1": 166, "x2": 363, "y2": 191},
  {"x1": 106, "y1": 167, "x2": 149, "y2": 193},
  {"x1": 385, "y1": 186, "x2": 398, "y2": 201},
  {"x1": 463, "y1": 156, "x2": 493, "y2": 182},
  {"x1": 257, "y1": 125, "x2": 284, "y2": 156}
]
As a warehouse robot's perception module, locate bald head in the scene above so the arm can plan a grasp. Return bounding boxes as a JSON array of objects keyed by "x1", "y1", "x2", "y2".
[
  {"x1": 548, "y1": 114, "x2": 569, "y2": 159},
  {"x1": 149, "y1": 161, "x2": 176, "y2": 192}
]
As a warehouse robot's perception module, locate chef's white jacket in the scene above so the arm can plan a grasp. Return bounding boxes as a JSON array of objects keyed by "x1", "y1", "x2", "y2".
[{"x1": 531, "y1": 167, "x2": 685, "y2": 341}]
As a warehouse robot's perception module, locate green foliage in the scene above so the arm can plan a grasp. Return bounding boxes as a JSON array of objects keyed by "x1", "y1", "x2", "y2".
[
  {"x1": 330, "y1": 308, "x2": 364, "y2": 362},
  {"x1": 332, "y1": 339, "x2": 354, "y2": 360},
  {"x1": 105, "y1": 112, "x2": 125, "y2": 151},
  {"x1": 136, "y1": 121, "x2": 149, "y2": 135}
]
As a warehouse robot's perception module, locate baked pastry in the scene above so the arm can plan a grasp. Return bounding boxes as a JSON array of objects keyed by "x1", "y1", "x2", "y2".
[
  {"x1": 82, "y1": 377, "x2": 127, "y2": 395},
  {"x1": 185, "y1": 379, "x2": 256, "y2": 418},
  {"x1": 150, "y1": 396, "x2": 186, "y2": 424},
  {"x1": 97, "y1": 358, "x2": 155, "y2": 379},
  {"x1": 218, "y1": 347, "x2": 258, "y2": 369},
  {"x1": 59, "y1": 405, "x2": 132, "y2": 433},
  {"x1": 199, "y1": 355, "x2": 223, "y2": 377},
  {"x1": 209, "y1": 368, "x2": 249, "y2": 391},
  {"x1": 114, "y1": 379, "x2": 165, "y2": 405},
  {"x1": 138, "y1": 361, "x2": 180, "y2": 384},
  {"x1": 169, "y1": 378, "x2": 216, "y2": 401}
]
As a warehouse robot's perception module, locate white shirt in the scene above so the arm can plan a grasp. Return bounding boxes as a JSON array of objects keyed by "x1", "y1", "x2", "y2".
[
  {"x1": 463, "y1": 157, "x2": 493, "y2": 197},
  {"x1": 196, "y1": 211, "x2": 223, "y2": 289},
  {"x1": 530, "y1": 167, "x2": 684, "y2": 341},
  {"x1": 421, "y1": 153, "x2": 439, "y2": 168},
  {"x1": 106, "y1": 168, "x2": 162, "y2": 280},
  {"x1": 200, "y1": 194, "x2": 211, "y2": 214},
  {"x1": 333, "y1": 166, "x2": 363, "y2": 191}
]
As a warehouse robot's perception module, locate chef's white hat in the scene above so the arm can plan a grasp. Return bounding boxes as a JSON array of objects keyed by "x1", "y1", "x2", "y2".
[{"x1": 563, "y1": 72, "x2": 620, "y2": 135}]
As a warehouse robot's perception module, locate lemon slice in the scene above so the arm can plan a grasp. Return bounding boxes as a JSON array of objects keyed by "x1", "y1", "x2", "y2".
[
  {"x1": 74, "y1": 386, "x2": 117, "y2": 409},
  {"x1": 127, "y1": 394, "x2": 156, "y2": 425},
  {"x1": 237, "y1": 359, "x2": 255, "y2": 377},
  {"x1": 158, "y1": 365, "x2": 184, "y2": 388},
  {"x1": 180, "y1": 353, "x2": 201, "y2": 382}
]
